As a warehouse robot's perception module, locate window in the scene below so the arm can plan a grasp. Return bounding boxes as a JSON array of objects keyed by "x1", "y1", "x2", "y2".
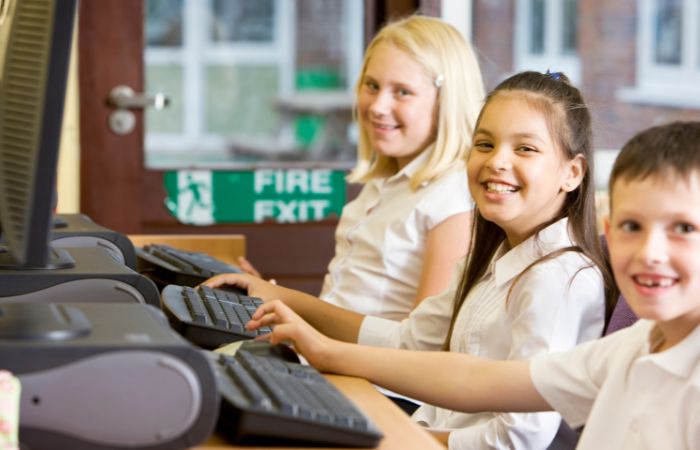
[
  {"x1": 514, "y1": 0, "x2": 580, "y2": 84},
  {"x1": 144, "y1": 0, "x2": 363, "y2": 168},
  {"x1": 618, "y1": 0, "x2": 700, "y2": 108}
]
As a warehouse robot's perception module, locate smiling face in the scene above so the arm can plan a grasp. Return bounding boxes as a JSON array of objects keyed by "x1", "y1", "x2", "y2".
[
  {"x1": 467, "y1": 94, "x2": 584, "y2": 247},
  {"x1": 605, "y1": 172, "x2": 700, "y2": 345},
  {"x1": 357, "y1": 43, "x2": 439, "y2": 169}
]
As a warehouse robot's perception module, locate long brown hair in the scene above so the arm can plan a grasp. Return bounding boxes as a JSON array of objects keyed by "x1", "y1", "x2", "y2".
[{"x1": 443, "y1": 71, "x2": 618, "y2": 348}]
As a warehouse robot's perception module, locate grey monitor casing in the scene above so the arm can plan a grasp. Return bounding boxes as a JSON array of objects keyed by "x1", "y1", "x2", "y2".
[
  {"x1": 0, "y1": 247, "x2": 160, "y2": 306},
  {"x1": 0, "y1": 302, "x2": 219, "y2": 450},
  {"x1": 51, "y1": 213, "x2": 137, "y2": 269}
]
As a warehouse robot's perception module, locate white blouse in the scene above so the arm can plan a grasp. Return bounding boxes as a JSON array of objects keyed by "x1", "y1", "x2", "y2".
[
  {"x1": 358, "y1": 218, "x2": 606, "y2": 449},
  {"x1": 320, "y1": 148, "x2": 472, "y2": 321},
  {"x1": 531, "y1": 320, "x2": 700, "y2": 450}
]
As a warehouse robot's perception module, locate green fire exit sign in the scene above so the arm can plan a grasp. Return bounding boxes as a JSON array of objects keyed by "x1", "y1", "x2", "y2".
[{"x1": 163, "y1": 169, "x2": 346, "y2": 225}]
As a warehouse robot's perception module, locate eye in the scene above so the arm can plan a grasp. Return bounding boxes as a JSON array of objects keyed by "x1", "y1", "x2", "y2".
[
  {"x1": 395, "y1": 87, "x2": 412, "y2": 97},
  {"x1": 672, "y1": 222, "x2": 696, "y2": 234},
  {"x1": 619, "y1": 220, "x2": 641, "y2": 233},
  {"x1": 473, "y1": 140, "x2": 493, "y2": 152},
  {"x1": 516, "y1": 145, "x2": 537, "y2": 153},
  {"x1": 364, "y1": 80, "x2": 379, "y2": 92}
]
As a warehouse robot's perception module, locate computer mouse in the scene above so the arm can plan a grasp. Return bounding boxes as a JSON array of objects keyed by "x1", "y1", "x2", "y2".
[{"x1": 238, "y1": 340, "x2": 300, "y2": 364}]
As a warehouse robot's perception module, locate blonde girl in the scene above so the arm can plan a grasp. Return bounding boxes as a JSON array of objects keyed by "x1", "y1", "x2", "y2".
[{"x1": 236, "y1": 16, "x2": 485, "y2": 320}]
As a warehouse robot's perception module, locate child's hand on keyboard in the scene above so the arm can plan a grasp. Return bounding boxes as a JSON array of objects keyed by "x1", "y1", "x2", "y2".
[
  {"x1": 201, "y1": 273, "x2": 285, "y2": 302},
  {"x1": 247, "y1": 299, "x2": 339, "y2": 372}
]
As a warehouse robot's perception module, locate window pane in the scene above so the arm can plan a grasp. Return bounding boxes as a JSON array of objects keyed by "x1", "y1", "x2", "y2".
[
  {"x1": 144, "y1": 0, "x2": 363, "y2": 167},
  {"x1": 211, "y1": 0, "x2": 274, "y2": 43},
  {"x1": 146, "y1": 65, "x2": 183, "y2": 132},
  {"x1": 530, "y1": 0, "x2": 546, "y2": 54},
  {"x1": 561, "y1": 0, "x2": 578, "y2": 55},
  {"x1": 146, "y1": 0, "x2": 183, "y2": 47},
  {"x1": 206, "y1": 65, "x2": 279, "y2": 135},
  {"x1": 654, "y1": 0, "x2": 682, "y2": 64}
]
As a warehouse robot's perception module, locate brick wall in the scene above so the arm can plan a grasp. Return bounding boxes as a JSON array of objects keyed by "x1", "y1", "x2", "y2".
[
  {"x1": 471, "y1": 0, "x2": 700, "y2": 150},
  {"x1": 579, "y1": 0, "x2": 700, "y2": 149},
  {"x1": 296, "y1": 0, "x2": 345, "y2": 70},
  {"x1": 472, "y1": 0, "x2": 515, "y2": 88}
]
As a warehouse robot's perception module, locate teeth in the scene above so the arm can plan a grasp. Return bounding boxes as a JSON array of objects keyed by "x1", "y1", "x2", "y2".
[
  {"x1": 635, "y1": 276, "x2": 674, "y2": 288},
  {"x1": 486, "y1": 182, "x2": 516, "y2": 193}
]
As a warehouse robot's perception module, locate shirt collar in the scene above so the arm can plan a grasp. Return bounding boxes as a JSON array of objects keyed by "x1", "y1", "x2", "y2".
[
  {"x1": 385, "y1": 144, "x2": 435, "y2": 185},
  {"x1": 646, "y1": 322, "x2": 700, "y2": 378},
  {"x1": 493, "y1": 218, "x2": 575, "y2": 286}
]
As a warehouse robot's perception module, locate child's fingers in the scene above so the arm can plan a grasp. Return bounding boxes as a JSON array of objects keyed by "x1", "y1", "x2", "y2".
[
  {"x1": 251, "y1": 299, "x2": 296, "y2": 321},
  {"x1": 265, "y1": 300, "x2": 302, "y2": 324},
  {"x1": 199, "y1": 273, "x2": 247, "y2": 289},
  {"x1": 237, "y1": 256, "x2": 262, "y2": 278},
  {"x1": 254, "y1": 333, "x2": 272, "y2": 342},
  {"x1": 246, "y1": 311, "x2": 281, "y2": 330},
  {"x1": 264, "y1": 322, "x2": 299, "y2": 346}
]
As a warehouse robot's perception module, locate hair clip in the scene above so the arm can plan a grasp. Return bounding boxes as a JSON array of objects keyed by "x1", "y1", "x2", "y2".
[
  {"x1": 545, "y1": 69, "x2": 563, "y2": 80},
  {"x1": 434, "y1": 74, "x2": 444, "y2": 88}
]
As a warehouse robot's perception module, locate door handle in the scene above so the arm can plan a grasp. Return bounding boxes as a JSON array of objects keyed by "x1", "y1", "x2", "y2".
[
  {"x1": 107, "y1": 85, "x2": 170, "y2": 110},
  {"x1": 106, "y1": 85, "x2": 170, "y2": 135}
]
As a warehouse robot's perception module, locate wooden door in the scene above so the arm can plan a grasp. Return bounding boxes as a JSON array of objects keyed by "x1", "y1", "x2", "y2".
[{"x1": 77, "y1": 0, "x2": 437, "y2": 294}]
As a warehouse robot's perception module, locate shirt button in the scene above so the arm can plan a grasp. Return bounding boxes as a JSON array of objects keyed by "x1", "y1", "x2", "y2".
[{"x1": 629, "y1": 420, "x2": 638, "y2": 433}]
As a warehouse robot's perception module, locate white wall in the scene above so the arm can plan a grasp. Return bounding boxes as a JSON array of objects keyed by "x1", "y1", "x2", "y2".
[
  {"x1": 441, "y1": 0, "x2": 472, "y2": 40},
  {"x1": 56, "y1": 18, "x2": 80, "y2": 213}
]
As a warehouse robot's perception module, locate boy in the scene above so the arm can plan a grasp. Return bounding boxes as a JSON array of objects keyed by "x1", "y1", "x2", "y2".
[
  {"x1": 527, "y1": 120, "x2": 700, "y2": 448},
  {"x1": 247, "y1": 121, "x2": 700, "y2": 449}
]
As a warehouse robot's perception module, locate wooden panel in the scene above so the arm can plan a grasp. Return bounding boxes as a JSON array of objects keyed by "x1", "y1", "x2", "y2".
[
  {"x1": 128, "y1": 235, "x2": 245, "y2": 266},
  {"x1": 78, "y1": 0, "x2": 145, "y2": 234}
]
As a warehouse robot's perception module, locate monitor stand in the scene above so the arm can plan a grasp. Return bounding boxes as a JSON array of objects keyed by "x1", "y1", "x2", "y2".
[
  {"x1": 0, "y1": 247, "x2": 159, "y2": 306},
  {"x1": 51, "y1": 213, "x2": 137, "y2": 269},
  {"x1": 0, "y1": 245, "x2": 75, "y2": 270}
]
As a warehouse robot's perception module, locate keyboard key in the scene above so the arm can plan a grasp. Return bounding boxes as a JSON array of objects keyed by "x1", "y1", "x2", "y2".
[
  {"x1": 183, "y1": 288, "x2": 209, "y2": 325},
  {"x1": 202, "y1": 295, "x2": 229, "y2": 328},
  {"x1": 161, "y1": 285, "x2": 265, "y2": 348}
]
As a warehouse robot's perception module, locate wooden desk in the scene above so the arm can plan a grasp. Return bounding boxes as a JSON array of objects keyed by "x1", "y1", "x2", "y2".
[
  {"x1": 127, "y1": 235, "x2": 441, "y2": 449},
  {"x1": 127, "y1": 234, "x2": 245, "y2": 265},
  {"x1": 197, "y1": 375, "x2": 445, "y2": 450}
]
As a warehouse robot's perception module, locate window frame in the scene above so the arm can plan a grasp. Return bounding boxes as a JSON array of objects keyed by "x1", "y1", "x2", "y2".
[
  {"x1": 144, "y1": 0, "x2": 294, "y2": 155},
  {"x1": 618, "y1": 0, "x2": 700, "y2": 108},
  {"x1": 513, "y1": 0, "x2": 581, "y2": 85}
]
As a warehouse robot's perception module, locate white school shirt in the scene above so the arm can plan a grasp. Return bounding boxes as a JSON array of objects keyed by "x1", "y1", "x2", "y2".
[
  {"x1": 358, "y1": 218, "x2": 606, "y2": 449},
  {"x1": 320, "y1": 148, "x2": 472, "y2": 320},
  {"x1": 531, "y1": 319, "x2": 700, "y2": 450}
]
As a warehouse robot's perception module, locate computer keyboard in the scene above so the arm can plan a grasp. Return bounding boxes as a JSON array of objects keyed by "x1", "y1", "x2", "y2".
[
  {"x1": 136, "y1": 243, "x2": 241, "y2": 287},
  {"x1": 212, "y1": 349, "x2": 384, "y2": 447},
  {"x1": 161, "y1": 284, "x2": 272, "y2": 348}
]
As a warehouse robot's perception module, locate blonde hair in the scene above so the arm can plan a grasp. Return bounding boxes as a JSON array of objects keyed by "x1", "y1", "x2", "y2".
[{"x1": 347, "y1": 15, "x2": 485, "y2": 190}]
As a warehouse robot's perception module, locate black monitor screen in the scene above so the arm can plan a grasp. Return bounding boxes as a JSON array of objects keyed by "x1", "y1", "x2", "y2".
[{"x1": 0, "y1": 0, "x2": 77, "y2": 269}]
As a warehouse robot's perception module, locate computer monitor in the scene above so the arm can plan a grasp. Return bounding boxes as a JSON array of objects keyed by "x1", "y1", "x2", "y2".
[{"x1": 0, "y1": 0, "x2": 77, "y2": 269}]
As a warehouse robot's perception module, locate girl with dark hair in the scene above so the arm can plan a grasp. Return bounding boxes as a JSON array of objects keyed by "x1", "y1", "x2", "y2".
[{"x1": 205, "y1": 71, "x2": 617, "y2": 449}]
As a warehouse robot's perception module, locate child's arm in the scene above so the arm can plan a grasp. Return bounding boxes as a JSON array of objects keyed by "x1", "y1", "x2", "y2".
[
  {"x1": 249, "y1": 300, "x2": 552, "y2": 414},
  {"x1": 414, "y1": 211, "x2": 471, "y2": 308},
  {"x1": 202, "y1": 273, "x2": 365, "y2": 342}
]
